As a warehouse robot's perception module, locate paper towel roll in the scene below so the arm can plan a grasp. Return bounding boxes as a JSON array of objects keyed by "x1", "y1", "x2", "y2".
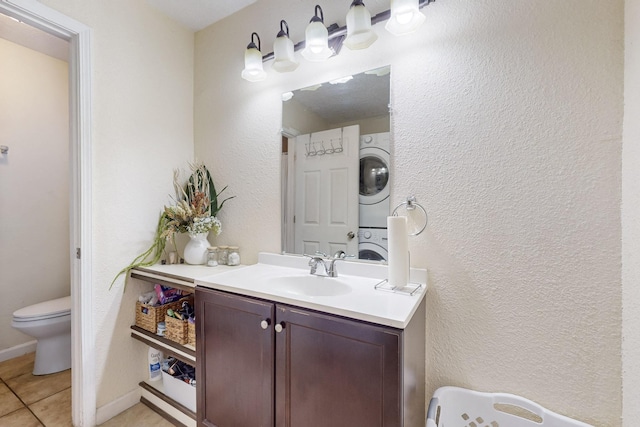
[{"x1": 387, "y1": 216, "x2": 409, "y2": 288}]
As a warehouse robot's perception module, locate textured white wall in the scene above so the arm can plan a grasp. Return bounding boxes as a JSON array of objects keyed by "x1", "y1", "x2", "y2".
[
  {"x1": 623, "y1": 0, "x2": 640, "y2": 425},
  {"x1": 0, "y1": 38, "x2": 70, "y2": 351},
  {"x1": 38, "y1": 0, "x2": 195, "y2": 407},
  {"x1": 195, "y1": 1, "x2": 623, "y2": 425}
]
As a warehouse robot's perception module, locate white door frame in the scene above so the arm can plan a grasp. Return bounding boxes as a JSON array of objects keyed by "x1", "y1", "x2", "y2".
[{"x1": 0, "y1": 1, "x2": 94, "y2": 425}]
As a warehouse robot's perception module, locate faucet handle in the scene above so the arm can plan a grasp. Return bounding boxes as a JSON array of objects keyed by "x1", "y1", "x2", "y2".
[
  {"x1": 303, "y1": 252, "x2": 327, "y2": 259},
  {"x1": 304, "y1": 253, "x2": 326, "y2": 275},
  {"x1": 303, "y1": 253, "x2": 326, "y2": 261}
]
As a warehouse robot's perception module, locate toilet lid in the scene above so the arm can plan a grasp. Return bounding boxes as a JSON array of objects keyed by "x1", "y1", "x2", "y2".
[{"x1": 13, "y1": 296, "x2": 71, "y2": 320}]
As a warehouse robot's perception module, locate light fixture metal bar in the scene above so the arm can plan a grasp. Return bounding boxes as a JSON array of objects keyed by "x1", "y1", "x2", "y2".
[{"x1": 261, "y1": 0, "x2": 436, "y2": 62}]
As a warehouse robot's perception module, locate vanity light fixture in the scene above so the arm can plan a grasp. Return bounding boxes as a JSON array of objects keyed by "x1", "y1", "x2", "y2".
[
  {"x1": 301, "y1": 5, "x2": 333, "y2": 62},
  {"x1": 243, "y1": 0, "x2": 436, "y2": 81},
  {"x1": 385, "y1": 0, "x2": 426, "y2": 36},
  {"x1": 241, "y1": 32, "x2": 267, "y2": 82},
  {"x1": 344, "y1": 0, "x2": 378, "y2": 50},
  {"x1": 272, "y1": 20, "x2": 299, "y2": 72}
]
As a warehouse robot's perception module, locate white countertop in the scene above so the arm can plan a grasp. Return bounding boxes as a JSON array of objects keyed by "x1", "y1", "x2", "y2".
[{"x1": 194, "y1": 253, "x2": 428, "y2": 329}]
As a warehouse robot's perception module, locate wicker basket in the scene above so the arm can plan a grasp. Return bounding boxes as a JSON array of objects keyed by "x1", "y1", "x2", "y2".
[
  {"x1": 165, "y1": 315, "x2": 189, "y2": 345},
  {"x1": 187, "y1": 321, "x2": 196, "y2": 348},
  {"x1": 163, "y1": 295, "x2": 194, "y2": 344},
  {"x1": 135, "y1": 299, "x2": 183, "y2": 334}
]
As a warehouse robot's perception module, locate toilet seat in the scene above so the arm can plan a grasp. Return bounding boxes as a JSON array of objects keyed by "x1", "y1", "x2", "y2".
[{"x1": 12, "y1": 296, "x2": 71, "y2": 322}]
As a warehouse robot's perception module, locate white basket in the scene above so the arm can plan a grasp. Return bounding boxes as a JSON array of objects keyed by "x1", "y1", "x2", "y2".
[
  {"x1": 161, "y1": 370, "x2": 195, "y2": 412},
  {"x1": 426, "y1": 387, "x2": 593, "y2": 427}
]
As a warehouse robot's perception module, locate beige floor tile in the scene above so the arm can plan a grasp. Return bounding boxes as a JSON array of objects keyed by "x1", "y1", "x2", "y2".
[
  {"x1": 0, "y1": 353, "x2": 35, "y2": 381},
  {"x1": 0, "y1": 407, "x2": 43, "y2": 427},
  {"x1": 98, "y1": 403, "x2": 176, "y2": 427},
  {"x1": 29, "y1": 387, "x2": 72, "y2": 427},
  {"x1": 0, "y1": 381, "x2": 25, "y2": 417},
  {"x1": 6, "y1": 369, "x2": 71, "y2": 405}
]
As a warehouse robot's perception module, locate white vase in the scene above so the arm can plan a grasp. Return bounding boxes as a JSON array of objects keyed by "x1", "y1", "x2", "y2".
[{"x1": 183, "y1": 232, "x2": 210, "y2": 265}]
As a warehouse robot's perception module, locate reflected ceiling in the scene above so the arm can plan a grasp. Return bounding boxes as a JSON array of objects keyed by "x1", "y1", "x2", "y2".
[{"x1": 291, "y1": 69, "x2": 391, "y2": 123}]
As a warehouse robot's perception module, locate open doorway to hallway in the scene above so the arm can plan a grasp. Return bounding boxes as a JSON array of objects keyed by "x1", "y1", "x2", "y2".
[{"x1": 0, "y1": 1, "x2": 93, "y2": 425}]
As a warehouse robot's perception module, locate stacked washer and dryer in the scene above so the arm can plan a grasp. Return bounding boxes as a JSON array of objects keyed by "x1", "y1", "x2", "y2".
[{"x1": 358, "y1": 132, "x2": 390, "y2": 261}]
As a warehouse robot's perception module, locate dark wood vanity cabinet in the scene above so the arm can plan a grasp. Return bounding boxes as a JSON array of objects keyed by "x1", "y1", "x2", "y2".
[
  {"x1": 196, "y1": 286, "x2": 426, "y2": 427},
  {"x1": 196, "y1": 286, "x2": 274, "y2": 427}
]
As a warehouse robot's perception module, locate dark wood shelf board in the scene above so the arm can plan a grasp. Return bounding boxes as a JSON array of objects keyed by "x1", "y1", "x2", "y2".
[
  {"x1": 139, "y1": 383, "x2": 196, "y2": 421},
  {"x1": 130, "y1": 325, "x2": 196, "y2": 363},
  {"x1": 130, "y1": 271, "x2": 195, "y2": 293}
]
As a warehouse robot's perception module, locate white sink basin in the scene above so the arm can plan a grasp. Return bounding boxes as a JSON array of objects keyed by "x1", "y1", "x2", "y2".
[
  {"x1": 194, "y1": 252, "x2": 428, "y2": 329},
  {"x1": 267, "y1": 275, "x2": 352, "y2": 297}
]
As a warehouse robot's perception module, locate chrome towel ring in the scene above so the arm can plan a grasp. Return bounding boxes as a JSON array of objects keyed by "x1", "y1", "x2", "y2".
[{"x1": 392, "y1": 196, "x2": 428, "y2": 236}]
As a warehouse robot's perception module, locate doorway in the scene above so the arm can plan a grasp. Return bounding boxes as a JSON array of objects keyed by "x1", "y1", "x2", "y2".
[{"x1": 0, "y1": 0, "x2": 93, "y2": 425}]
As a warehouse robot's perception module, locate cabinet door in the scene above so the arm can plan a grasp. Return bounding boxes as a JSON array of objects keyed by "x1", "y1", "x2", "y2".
[
  {"x1": 196, "y1": 287, "x2": 275, "y2": 427},
  {"x1": 274, "y1": 305, "x2": 402, "y2": 427}
]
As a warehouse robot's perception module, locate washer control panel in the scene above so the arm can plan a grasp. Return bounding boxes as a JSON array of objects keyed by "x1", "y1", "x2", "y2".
[{"x1": 358, "y1": 228, "x2": 388, "y2": 247}]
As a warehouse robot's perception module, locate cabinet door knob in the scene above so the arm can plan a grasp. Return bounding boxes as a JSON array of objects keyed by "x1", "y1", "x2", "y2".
[
  {"x1": 274, "y1": 323, "x2": 284, "y2": 333},
  {"x1": 260, "y1": 319, "x2": 271, "y2": 330}
]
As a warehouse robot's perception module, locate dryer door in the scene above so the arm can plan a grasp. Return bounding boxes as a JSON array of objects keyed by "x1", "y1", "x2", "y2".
[{"x1": 359, "y1": 146, "x2": 390, "y2": 206}]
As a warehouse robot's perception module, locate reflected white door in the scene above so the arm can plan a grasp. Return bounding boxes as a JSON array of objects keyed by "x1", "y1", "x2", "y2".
[{"x1": 294, "y1": 125, "x2": 359, "y2": 257}]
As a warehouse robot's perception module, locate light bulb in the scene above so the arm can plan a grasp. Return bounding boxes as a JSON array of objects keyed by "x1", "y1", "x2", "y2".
[{"x1": 385, "y1": 0, "x2": 426, "y2": 36}]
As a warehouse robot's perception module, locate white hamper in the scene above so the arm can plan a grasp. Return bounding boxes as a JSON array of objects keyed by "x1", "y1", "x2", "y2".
[{"x1": 426, "y1": 386, "x2": 593, "y2": 427}]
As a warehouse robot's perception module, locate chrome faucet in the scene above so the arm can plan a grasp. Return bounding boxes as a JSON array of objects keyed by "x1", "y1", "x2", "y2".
[{"x1": 305, "y1": 251, "x2": 347, "y2": 277}]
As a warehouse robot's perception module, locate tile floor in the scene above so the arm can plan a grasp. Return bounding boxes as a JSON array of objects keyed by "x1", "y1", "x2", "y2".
[{"x1": 0, "y1": 353, "x2": 175, "y2": 427}]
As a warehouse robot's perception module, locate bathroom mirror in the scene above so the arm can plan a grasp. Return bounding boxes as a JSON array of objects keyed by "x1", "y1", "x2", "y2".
[{"x1": 281, "y1": 66, "x2": 391, "y2": 262}]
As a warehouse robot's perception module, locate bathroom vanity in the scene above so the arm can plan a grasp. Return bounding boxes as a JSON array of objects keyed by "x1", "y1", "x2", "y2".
[
  {"x1": 130, "y1": 253, "x2": 427, "y2": 427},
  {"x1": 195, "y1": 253, "x2": 427, "y2": 427}
]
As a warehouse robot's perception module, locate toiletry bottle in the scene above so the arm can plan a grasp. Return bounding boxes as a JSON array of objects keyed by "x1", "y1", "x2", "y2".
[{"x1": 148, "y1": 347, "x2": 163, "y2": 381}]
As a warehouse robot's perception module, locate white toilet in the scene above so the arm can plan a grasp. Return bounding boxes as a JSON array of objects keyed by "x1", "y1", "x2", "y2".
[{"x1": 12, "y1": 296, "x2": 71, "y2": 375}]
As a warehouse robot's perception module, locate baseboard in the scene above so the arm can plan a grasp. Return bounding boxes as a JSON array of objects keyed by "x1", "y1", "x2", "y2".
[
  {"x1": 95, "y1": 388, "x2": 141, "y2": 425},
  {"x1": 0, "y1": 341, "x2": 37, "y2": 363}
]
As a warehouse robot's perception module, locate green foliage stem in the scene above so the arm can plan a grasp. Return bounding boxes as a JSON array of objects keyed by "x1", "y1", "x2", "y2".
[{"x1": 109, "y1": 213, "x2": 168, "y2": 290}]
